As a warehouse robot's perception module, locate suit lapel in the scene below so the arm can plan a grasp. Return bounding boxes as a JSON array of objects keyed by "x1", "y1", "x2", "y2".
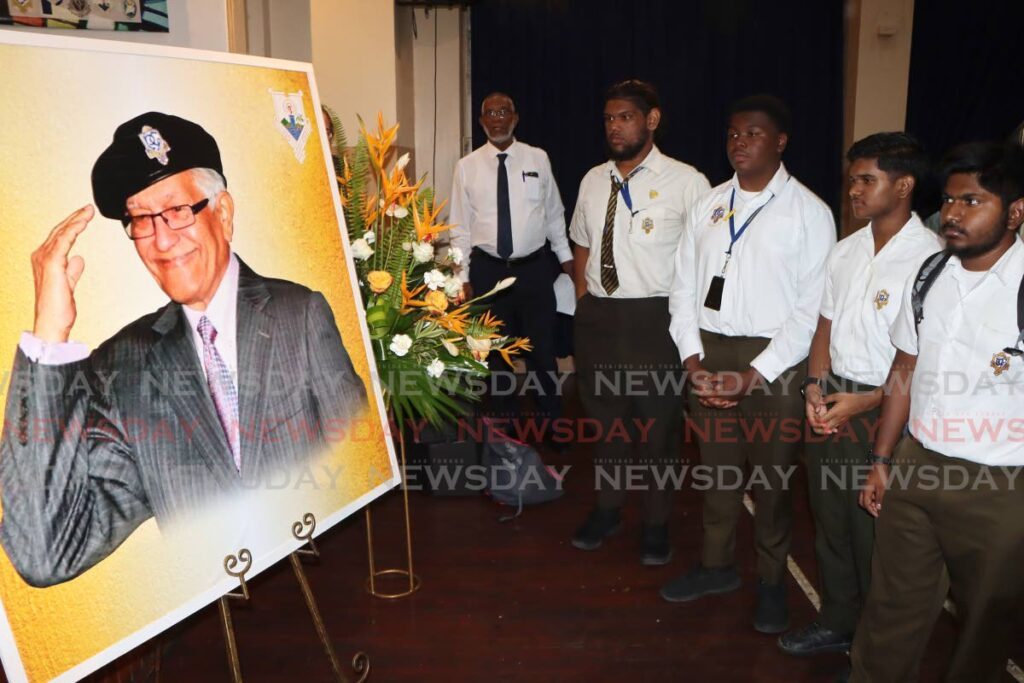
[
  {"x1": 235, "y1": 260, "x2": 275, "y2": 473},
  {"x1": 148, "y1": 303, "x2": 239, "y2": 485}
]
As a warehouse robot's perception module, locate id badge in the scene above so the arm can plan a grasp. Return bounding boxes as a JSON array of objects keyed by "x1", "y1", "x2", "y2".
[{"x1": 704, "y1": 275, "x2": 725, "y2": 311}]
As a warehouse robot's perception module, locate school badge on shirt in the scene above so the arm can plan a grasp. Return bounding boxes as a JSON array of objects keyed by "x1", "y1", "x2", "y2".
[
  {"x1": 873, "y1": 289, "x2": 890, "y2": 310},
  {"x1": 990, "y1": 351, "x2": 1011, "y2": 376},
  {"x1": 641, "y1": 217, "x2": 654, "y2": 234},
  {"x1": 711, "y1": 206, "x2": 726, "y2": 224}
]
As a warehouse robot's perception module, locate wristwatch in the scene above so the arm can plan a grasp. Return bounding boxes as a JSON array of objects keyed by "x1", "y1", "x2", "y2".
[
  {"x1": 800, "y1": 376, "x2": 824, "y2": 398},
  {"x1": 867, "y1": 451, "x2": 893, "y2": 466}
]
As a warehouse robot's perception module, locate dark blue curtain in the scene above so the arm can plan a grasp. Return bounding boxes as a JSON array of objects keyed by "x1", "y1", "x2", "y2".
[
  {"x1": 470, "y1": 0, "x2": 845, "y2": 220},
  {"x1": 906, "y1": 1, "x2": 1024, "y2": 209}
]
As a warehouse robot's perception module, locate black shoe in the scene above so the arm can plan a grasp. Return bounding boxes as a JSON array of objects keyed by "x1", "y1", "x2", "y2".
[
  {"x1": 835, "y1": 664, "x2": 851, "y2": 683},
  {"x1": 640, "y1": 524, "x2": 672, "y2": 566},
  {"x1": 659, "y1": 564, "x2": 741, "y2": 602},
  {"x1": 571, "y1": 507, "x2": 622, "y2": 550},
  {"x1": 778, "y1": 621, "x2": 853, "y2": 656},
  {"x1": 753, "y1": 580, "x2": 790, "y2": 634}
]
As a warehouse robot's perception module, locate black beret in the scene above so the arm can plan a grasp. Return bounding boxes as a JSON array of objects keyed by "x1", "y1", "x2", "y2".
[{"x1": 91, "y1": 112, "x2": 226, "y2": 220}]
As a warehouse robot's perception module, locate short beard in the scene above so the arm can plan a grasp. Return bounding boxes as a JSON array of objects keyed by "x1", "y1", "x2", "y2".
[
  {"x1": 943, "y1": 210, "x2": 1012, "y2": 259},
  {"x1": 607, "y1": 133, "x2": 650, "y2": 162}
]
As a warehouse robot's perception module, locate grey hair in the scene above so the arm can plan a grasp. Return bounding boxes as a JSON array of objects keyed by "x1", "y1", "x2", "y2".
[{"x1": 191, "y1": 167, "x2": 226, "y2": 209}]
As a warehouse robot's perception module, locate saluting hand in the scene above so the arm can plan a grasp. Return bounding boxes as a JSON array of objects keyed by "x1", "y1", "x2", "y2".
[{"x1": 31, "y1": 205, "x2": 94, "y2": 343}]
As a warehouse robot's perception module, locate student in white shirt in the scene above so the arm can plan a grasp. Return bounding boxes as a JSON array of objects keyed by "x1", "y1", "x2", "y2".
[
  {"x1": 449, "y1": 93, "x2": 573, "y2": 438},
  {"x1": 778, "y1": 133, "x2": 941, "y2": 661},
  {"x1": 852, "y1": 142, "x2": 1024, "y2": 682},
  {"x1": 661, "y1": 95, "x2": 836, "y2": 635},
  {"x1": 568, "y1": 80, "x2": 709, "y2": 565}
]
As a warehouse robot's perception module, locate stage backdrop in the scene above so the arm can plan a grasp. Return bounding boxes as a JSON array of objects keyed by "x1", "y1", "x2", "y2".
[
  {"x1": 470, "y1": 0, "x2": 845, "y2": 219},
  {"x1": 0, "y1": 32, "x2": 399, "y2": 683}
]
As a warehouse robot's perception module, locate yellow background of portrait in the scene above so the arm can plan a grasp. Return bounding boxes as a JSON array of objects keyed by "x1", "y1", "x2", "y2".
[{"x1": 0, "y1": 38, "x2": 396, "y2": 682}]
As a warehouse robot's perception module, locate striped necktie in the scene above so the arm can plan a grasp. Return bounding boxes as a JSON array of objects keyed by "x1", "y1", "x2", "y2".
[
  {"x1": 600, "y1": 167, "x2": 641, "y2": 295},
  {"x1": 197, "y1": 316, "x2": 241, "y2": 472}
]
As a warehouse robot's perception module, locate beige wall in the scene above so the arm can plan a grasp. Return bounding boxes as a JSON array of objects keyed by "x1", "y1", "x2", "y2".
[
  {"x1": 311, "y1": 0, "x2": 397, "y2": 147},
  {"x1": 247, "y1": 0, "x2": 311, "y2": 61},
  {"x1": 0, "y1": 0, "x2": 229, "y2": 51},
  {"x1": 407, "y1": 7, "x2": 463, "y2": 208},
  {"x1": 843, "y1": 0, "x2": 916, "y2": 234}
]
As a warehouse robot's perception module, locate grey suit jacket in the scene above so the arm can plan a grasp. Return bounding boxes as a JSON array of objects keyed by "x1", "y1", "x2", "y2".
[{"x1": 0, "y1": 260, "x2": 367, "y2": 586}]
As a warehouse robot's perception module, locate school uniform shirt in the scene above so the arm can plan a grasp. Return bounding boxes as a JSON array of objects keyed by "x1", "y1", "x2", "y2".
[
  {"x1": 449, "y1": 139, "x2": 572, "y2": 283},
  {"x1": 669, "y1": 164, "x2": 836, "y2": 382},
  {"x1": 822, "y1": 214, "x2": 942, "y2": 386},
  {"x1": 569, "y1": 146, "x2": 710, "y2": 299},
  {"x1": 890, "y1": 237, "x2": 1024, "y2": 466}
]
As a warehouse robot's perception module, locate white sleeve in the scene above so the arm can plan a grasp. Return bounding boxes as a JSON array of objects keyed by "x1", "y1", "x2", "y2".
[
  {"x1": 18, "y1": 332, "x2": 90, "y2": 365},
  {"x1": 889, "y1": 268, "x2": 919, "y2": 355},
  {"x1": 568, "y1": 176, "x2": 590, "y2": 248},
  {"x1": 750, "y1": 202, "x2": 837, "y2": 382},
  {"x1": 448, "y1": 160, "x2": 474, "y2": 284},
  {"x1": 540, "y1": 152, "x2": 572, "y2": 263},
  {"x1": 669, "y1": 202, "x2": 705, "y2": 363}
]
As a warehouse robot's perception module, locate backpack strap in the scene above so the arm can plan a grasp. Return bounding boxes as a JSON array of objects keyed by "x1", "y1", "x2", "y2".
[
  {"x1": 1004, "y1": 272, "x2": 1024, "y2": 357},
  {"x1": 912, "y1": 251, "x2": 952, "y2": 331}
]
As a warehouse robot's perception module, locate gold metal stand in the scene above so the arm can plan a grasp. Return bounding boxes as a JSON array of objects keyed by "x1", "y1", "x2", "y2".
[
  {"x1": 290, "y1": 513, "x2": 371, "y2": 683},
  {"x1": 365, "y1": 428, "x2": 421, "y2": 599},
  {"x1": 215, "y1": 515, "x2": 371, "y2": 682},
  {"x1": 218, "y1": 548, "x2": 252, "y2": 683}
]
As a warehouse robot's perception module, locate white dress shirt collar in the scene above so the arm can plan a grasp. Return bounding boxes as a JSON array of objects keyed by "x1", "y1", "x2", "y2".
[
  {"x1": 605, "y1": 145, "x2": 668, "y2": 180},
  {"x1": 728, "y1": 162, "x2": 791, "y2": 199},
  {"x1": 946, "y1": 236, "x2": 1023, "y2": 287},
  {"x1": 182, "y1": 253, "x2": 240, "y2": 339},
  {"x1": 485, "y1": 139, "x2": 519, "y2": 158}
]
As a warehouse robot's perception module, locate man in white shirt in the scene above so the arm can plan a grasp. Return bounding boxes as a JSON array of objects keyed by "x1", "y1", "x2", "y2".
[
  {"x1": 853, "y1": 142, "x2": 1024, "y2": 682},
  {"x1": 568, "y1": 80, "x2": 710, "y2": 565},
  {"x1": 661, "y1": 95, "x2": 836, "y2": 634},
  {"x1": 449, "y1": 93, "x2": 573, "y2": 440},
  {"x1": 778, "y1": 133, "x2": 941, "y2": 661}
]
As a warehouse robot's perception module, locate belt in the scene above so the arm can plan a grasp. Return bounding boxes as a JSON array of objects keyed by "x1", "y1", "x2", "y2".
[{"x1": 472, "y1": 246, "x2": 546, "y2": 267}]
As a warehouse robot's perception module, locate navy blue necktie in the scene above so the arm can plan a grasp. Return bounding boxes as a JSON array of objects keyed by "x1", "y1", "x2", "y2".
[{"x1": 496, "y1": 153, "x2": 513, "y2": 258}]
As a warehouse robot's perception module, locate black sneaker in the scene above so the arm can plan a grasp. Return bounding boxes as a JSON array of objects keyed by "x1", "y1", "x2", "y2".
[
  {"x1": 778, "y1": 621, "x2": 853, "y2": 656},
  {"x1": 753, "y1": 580, "x2": 789, "y2": 634},
  {"x1": 659, "y1": 564, "x2": 741, "y2": 602},
  {"x1": 640, "y1": 524, "x2": 672, "y2": 566},
  {"x1": 571, "y1": 507, "x2": 622, "y2": 550}
]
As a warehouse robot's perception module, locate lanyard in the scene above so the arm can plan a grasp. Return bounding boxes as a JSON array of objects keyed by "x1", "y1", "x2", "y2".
[
  {"x1": 612, "y1": 166, "x2": 643, "y2": 213},
  {"x1": 720, "y1": 184, "x2": 780, "y2": 275}
]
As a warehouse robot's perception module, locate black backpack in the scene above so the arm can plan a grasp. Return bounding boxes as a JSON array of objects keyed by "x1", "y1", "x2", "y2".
[{"x1": 911, "y1": 250, "x2": 1024, "y2": 358}]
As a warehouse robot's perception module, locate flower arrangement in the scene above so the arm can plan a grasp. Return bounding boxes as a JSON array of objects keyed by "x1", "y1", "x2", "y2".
[{"x1": 332, "y1": 113, "x2": 531, "y2": 427}]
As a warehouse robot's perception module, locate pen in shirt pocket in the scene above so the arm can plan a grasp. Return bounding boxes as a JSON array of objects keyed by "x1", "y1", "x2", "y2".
[{"x1": 522, "y1": 171, "x2": 539, "y2": 181}]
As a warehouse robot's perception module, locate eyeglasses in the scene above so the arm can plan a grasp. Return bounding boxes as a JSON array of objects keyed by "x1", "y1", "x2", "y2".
[
  {"x1": 483, "y1": 108, "x2": 514, "y2": 120},
  {"x1": 122, "y1": 198, "x2": 211, "y2": 240}
]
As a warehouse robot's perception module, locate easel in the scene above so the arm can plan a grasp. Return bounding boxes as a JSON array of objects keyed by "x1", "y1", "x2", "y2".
[{"x1": 218, "y1": 513, "x2": 370, "y2": 682}]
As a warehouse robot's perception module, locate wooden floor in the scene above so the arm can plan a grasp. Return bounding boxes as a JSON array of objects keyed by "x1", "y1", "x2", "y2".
[{"x1": 10, "y1": 383, "x2": 1024, "y2": 682}]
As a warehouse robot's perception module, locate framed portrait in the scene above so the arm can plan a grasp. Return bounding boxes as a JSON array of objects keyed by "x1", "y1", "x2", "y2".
[{"x1": 0, "y1": 30, "x2": 399, "y2": 683}]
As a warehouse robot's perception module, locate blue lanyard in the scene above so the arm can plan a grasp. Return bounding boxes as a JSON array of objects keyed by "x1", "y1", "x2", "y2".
[
  {"x1": 613, "y1": 167, "x2": 643, "y2": 214},
  {"x1": 727, "y1": 188, "x2": 773, "y2": 255}
]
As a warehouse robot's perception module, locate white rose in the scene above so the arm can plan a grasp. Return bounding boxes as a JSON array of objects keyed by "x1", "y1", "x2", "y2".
[
  {"x1": 443, "y1": 276, "x2": 463, "y2": 299},
  {"x1": 389, "y1": 334, "x2": 413, "y2": 357},
  {"x1": 362, "y1": 230, "x2": 376, "y2": 245},
  {"x1": 385, "y1": 204, "x2": 409, "y2": 219},
  {"x1": 411, "y1": 241, "x2": 435, "y2": 263},
  {"x1": 351, "y1": 238, "x2": 374, "y2": 260},
  {"x1": 449, "y1": 246, "x2": 464, "y2": 265},
  {"x1": 402, "y1": 241, "x2": 413, "y2": 252},
  {"x1": 423, "y1": 269, "x2": 446, "y2": 291},
  {"x1": 426, "y1": 359, "x2": 444, "y2": 378}
]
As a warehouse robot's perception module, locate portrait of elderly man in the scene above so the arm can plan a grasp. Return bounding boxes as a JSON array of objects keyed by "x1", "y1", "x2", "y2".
[{"x1": 0, "y1": 112, "x2": 368, "y2": 588}]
